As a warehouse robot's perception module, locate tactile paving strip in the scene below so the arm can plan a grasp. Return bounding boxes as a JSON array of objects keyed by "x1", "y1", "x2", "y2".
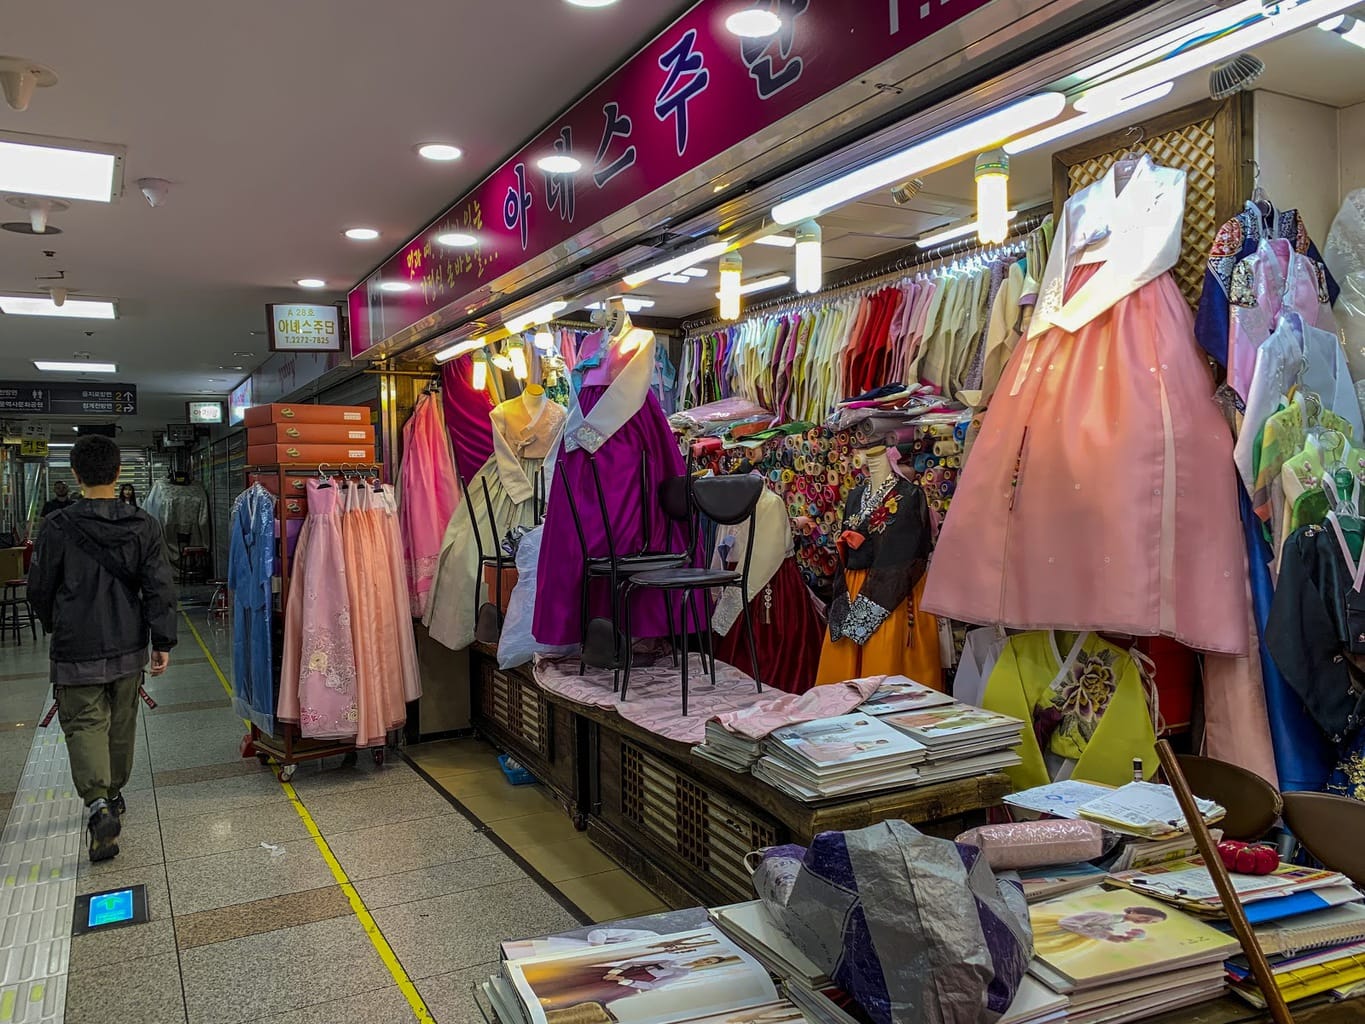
[{"x1": 0, "y1": 704, "x2": 80, "y2": 1023}]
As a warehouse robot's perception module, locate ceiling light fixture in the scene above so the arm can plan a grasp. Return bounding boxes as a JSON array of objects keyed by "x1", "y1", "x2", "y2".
[
  {"x1": 587, "y1": 297, "x2": 656, "y2": 312},
  {"x1": 344, "y1": 227, "x2": 380, "y2": 240},
  {"x1": 1076, "y1": 0, "x2": 1359, "y2": 112},
  {"x1": 379, "y1": 281, "x2": 413, "y2": 293},
  {"x1": 536, "y1": 154, "x2": 582, "y2": 174},
  {"x1": 682, "y1": 267, "x2": 708, "y2": 277},
  {"x1": 434, "y1": 337, "x2": 488, "y2": 363},
  {"x1": 725, "y1": 9, "x2": 783, "y2": 38},
  {"x1": 6, "y1": 195, "x2": 67, "y2": 233},
  {"x1": 754, "y1": 234, "x2": 797, "y2": 248},
  {"x1": 771, "y1": 92, "x2": 1066, "y2": 225},
  {"x1": 916, "y1": 211, "x2": 1019, "y2": 249},
  {"x1": 436, "y1": 232, "x2": 477, "y2": 248},
  {"x1": 1003, "y1": 82, "x2": 1174, "y2": 155},
  {"x1": 509, "y1": 345, "x2": 529, "y2": 381},
  {"x1": 1321, "y1": 14, "x2": 1365, "y2": 48},
  {"x1": 659, "y1": 274, "x2": 693, "y2": 284},
  {"x1": 34, "y1": 360, "x2": 117, "y2": 373},
  {"x1": 534, "y1": 330, "x2": 556, "y2": 352},
  {"x1": 417, "y1": 143, "x2": 463, "y2": 161},
  {"x1": 471, "y1": 358, "x2": 488, "y2": 390},
  {"x1": 296, "y1": 278, "x2": 326, "y2": 289},
  {"x1": 716, "y1": 273, "x2": 792, "y2": 298},
  {"x1": 974, "y1": 150, "x2": 1010, "y2": 244},
  {"x1": 0, "y1": 56, "x2": 59, "y2": 112},
  {"x1": 506, "y1": 300, "x2": 569, "y2": 334},
  {"x1": 623, "y1": 241, "x2": 732, "y2": 287},
  {"x1": 718, "y1": 253, "x2": 744, "y2": 320},
  {"x1": 0, "y1": 131, "x2": 123, "y2": 202},
  {"x1": 794, "y1": 221, "x2": 822, "y2": 295},
  {"x1": 565, "y1": 0, "x2": 618, "y2": 6},
  {"x1": 0, "y1": 294, "x2": 117, "y2": 319}
]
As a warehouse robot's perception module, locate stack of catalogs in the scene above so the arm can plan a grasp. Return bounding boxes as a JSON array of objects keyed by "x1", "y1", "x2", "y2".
[
  {"x1": 710, "y1": 901, "x2": 831, "y2": 989},
  {"x1": 881, "y1": 703, "x2": 1025, "y2": 783},
  {"x1": 692, "y1": 719, "x2": 765, "y2": 772},
  {"x1": 754, "y1": 714, "x2": 927, "y2": 801},
  {"x1": 856, "y1": 675, "x2": 956, "y2": 716},
  {"x1": 1028, "y1": 888, "x2": 1237, "y2": 1024}
]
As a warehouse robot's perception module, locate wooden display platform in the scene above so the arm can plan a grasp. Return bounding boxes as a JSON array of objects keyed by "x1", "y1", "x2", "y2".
[
  {"x1": 467, "y1": 646, "x2": 1010, "y2": 907},
  {"x1": 1149, "y1": 997, "x2": 1364, "y2": 1022}
]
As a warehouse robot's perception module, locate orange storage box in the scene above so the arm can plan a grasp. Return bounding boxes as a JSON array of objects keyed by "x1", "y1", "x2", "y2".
[
  {"x1": 242, "y1": 403, "x2": 370, "y2": 427},
  {"x1": 247, "y1": 423, "x2": 374, "y2": 445},
  {"x1": 247, "y1": 443, "x2": 376, "y2": 466}
]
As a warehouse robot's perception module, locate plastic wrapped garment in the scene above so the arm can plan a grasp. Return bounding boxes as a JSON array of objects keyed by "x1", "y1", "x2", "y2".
[
  {"x1": 497, "y1": 526, "x2": 576, "y2": 670},
  {"x1": 144, "y1": 478, "x2": 209, "y2": 568},
  {"x1": 753, "y1": 820, "x2": 1032, "y2": 1024}
]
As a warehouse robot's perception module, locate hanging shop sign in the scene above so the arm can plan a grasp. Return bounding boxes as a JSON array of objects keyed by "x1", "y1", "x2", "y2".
[
  {"x1": 19, "y1": 438, "x2": 48, "y2": 457},
  {"x1": 266, "y1": 303, "x2": 344, "y2": 352},
  {"x1": 187, "y1": 400, "x2": 224, "y2": 425},
  {"x1": 346, "y1": 0, "x2": 993, "y2": 357},
  {"x1": 0, "y1": 383, "x2": 137, "y2": 416},
  {"x1": 164, "y1": 423, "x2": 196, "y2": 446},
  {"x1": 229, "y1": 377, "x2": 254, "y2": 426}
]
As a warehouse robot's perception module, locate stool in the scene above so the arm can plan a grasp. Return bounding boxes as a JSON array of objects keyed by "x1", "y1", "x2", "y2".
[
  {"x1": 207, "y1": 579, "x2": 229, "y2": 625},
  {"x1": 0, "y1": 580, "x2": 37, "y2": 644},
  {"x1": 179, "y1": 546, "x2": 211, "y2": 586}
]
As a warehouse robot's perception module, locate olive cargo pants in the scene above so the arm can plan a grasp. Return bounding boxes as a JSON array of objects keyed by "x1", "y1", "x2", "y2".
[{"x1": 55, "y1": 674, "x2": 140, "y2": 805}]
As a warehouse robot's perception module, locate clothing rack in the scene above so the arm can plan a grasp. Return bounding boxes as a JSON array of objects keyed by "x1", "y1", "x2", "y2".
[{"x1": 681, "y1": 206, "x2": 1051, "y2": 336}]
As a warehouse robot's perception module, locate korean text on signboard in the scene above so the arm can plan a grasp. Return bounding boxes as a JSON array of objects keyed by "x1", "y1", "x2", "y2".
[
  {"x1": 266, "y1": 303, "x2": 343, "y2": 352},
  {"x1": 347, "y1": 0, "x2": 992, "y2": 356},
  {"x1": 0, "y1": 384, "x2": 137, "y2": 417}
]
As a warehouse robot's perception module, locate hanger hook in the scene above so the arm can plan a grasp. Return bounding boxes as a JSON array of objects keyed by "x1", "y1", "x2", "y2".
[
  {"x1": 1243, "y1": 157, "x2": 1261, "y2": 182},
  {"x1": 1124, "y1": 124, "x2": 1146, "y2": 146}
]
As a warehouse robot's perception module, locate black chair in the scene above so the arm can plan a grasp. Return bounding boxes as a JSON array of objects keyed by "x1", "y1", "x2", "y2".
[
  {"x1": 564, "y1": 451, "x2": 689, "y2": 680},
  {"x1": 0, "y1": 580, "x2": 36, "y2": 644},
  {"x1": 461, "y1": 474, "x2": 512, "y2": 645},
  {"x1": 620, "y1": 473, "x2": 763, "y2": 714}
]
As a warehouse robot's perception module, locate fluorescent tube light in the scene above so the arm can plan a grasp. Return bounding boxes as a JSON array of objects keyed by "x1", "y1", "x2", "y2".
[
  {"x1": 916, "y1": 211, "x2": 1019, "y2": 249},
  {"x1": 716, "y1": 274, "x2": 791, "y2": 298},
  {"x1": 1, "y1": 295, "x2": 117, "y2": 319},
  {"x1": 754, "y1": 234, "x2": 796, "y2": 248},
  {"x1": 1004, "y1": 82, "x2": 1174, "y2": 155},
  {"x1": 682, "y1": 267, "x2": 708, "y2": 277},
  {"x1": 34, "y1": 361, "x2": 117, "y2": 373},
  {"x1": 659, "y1": 274, "x2": 693, "y2": 284},
  {"x1": 1076, "y1": 0, "x2": 1359, "y2": 112},
  {"x1": 1321, "y1": 14, "x2": 1365, "y2": 47},
  {"x1": 434, "y1": 338, "x2": 488, "y2": 363},
  {"x1": 794, "y1": 221, "x2": 822, "y2": 294},
  {"x1": 1071, "y1": 1, "x2": 1263, "y2": 87},
  {"x1": 505, "y1": 300, "x2": 568, "y2": 334},
  {"x1": 587, "y1": 297, "x2": 656, "y2": 312},
  {"x1": 0, "y1": 132, "x2": 123, "y2": 203},
  {"x1": 623, "y1": 241, "x2": 731, "y2": 287},
  {"x1": 772, "y1": 92, "x2": 1066, "y2": 225}
]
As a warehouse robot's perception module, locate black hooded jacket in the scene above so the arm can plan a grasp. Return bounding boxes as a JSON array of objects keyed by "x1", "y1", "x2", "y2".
[{"x1": 28, "y1": 499, "x2": 178, "y2": 665}]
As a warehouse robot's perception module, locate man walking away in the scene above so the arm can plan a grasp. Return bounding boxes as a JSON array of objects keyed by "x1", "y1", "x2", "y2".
[
  {"x1": 28, "y1": 437, "x2": 177, "y2": 862},
  {"x1": 40, "y1": 480, "x2": 77, "y2": 519}
]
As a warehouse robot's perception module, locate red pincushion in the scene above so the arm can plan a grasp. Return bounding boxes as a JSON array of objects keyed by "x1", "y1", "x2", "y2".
[{"x1": 1217, "y1": 840, "x2": 1279, "y2": 875}]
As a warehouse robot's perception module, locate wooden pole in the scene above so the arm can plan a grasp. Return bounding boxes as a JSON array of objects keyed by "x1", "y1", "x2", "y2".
[{"x1": 1156, "y1": 740, "x2": 1295, "y2": 1024}]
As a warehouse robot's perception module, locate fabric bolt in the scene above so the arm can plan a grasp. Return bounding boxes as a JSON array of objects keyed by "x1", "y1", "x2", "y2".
[
  {"x1": 924, "y1": 159, "x2": 1248, "y2": 656},
  {"x1": 441, "y1": 355, "x2": 496, "y2": 484},
  {"x1": 228, "y1": 483, "x2": 276, "y2": 735},
  {"x1": 398, "y1": 389, "x2": 459, "y2": 617},
  {"x1": 278, "y1": 480, "x2": 359, "y2": 739}
]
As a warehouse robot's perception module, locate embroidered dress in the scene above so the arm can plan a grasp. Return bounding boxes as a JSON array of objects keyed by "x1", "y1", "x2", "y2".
[
  {"x1": 278, "y1": 480, "x2": 358, "y2": 738},
  {"x1": 923, "y1": 156, "x2": 1248, "y2": 655},
  {"x1": 228, "y1": 483, "x2": 276, "y2": 734},
  {"x1": 398, "y1": 389, "x2": 458, "y2": 617}
]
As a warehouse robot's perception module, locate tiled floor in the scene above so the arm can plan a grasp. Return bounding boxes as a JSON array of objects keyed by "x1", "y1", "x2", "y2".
[
  {"x1": 0, "y1": 604, "x2": 593, "y2": 1024},
  {"x1": 407, "y1": 740, "x2": 671, "y2": 924}
]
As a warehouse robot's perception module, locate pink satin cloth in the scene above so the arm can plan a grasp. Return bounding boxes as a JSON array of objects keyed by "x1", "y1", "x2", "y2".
[
  {"x1": 923, "y1": 265, "x2": 1249, "y2": 655},
  {"x1": 708, "y1": 675, "x2": 883, "y2": 740},
  {"x1": 399, "y1": 391, "x2": 458, "y2": 617}
]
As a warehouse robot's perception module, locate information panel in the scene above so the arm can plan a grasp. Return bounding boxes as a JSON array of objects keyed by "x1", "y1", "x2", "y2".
[{"x1": 0, "y1": 383, "x2": 137, "y2": 416}]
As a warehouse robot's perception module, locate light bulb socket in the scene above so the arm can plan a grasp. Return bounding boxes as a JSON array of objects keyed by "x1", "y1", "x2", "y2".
[
  {"x1": 795, "y1": 219, "x2": 822, "y2": 246},
  {"x1": 974, "y1": 149, "x2": 1010, "y2": 182}
]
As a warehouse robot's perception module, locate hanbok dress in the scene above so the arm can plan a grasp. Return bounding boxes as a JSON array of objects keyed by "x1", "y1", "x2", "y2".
[
  {"x1": 533, "y1": 326, "x2": 688, "y2": 647},
  {"x1": 441, "y1": 355, "x2": 495, "y2": 484},
  {"x1": 398, "y1": 389, "x2": 458, "y2": 617},
  {"x1": 922, "y1": 155, "x2": 1249, "y2": 657},
  {"x1": 228, "y1": 483, "x2": 276, "y2": 734},
  {"x1": 424, "y1": 394, "x2": 565, "y2": 651}
]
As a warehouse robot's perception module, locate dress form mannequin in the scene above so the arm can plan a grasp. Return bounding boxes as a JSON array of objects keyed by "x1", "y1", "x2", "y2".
[
  {"x1": 862, "y1": 445, "x2": 894, "y2": 488},
  {"x1": 522, "y1": 383, "x2": 547, "y2": 417}
]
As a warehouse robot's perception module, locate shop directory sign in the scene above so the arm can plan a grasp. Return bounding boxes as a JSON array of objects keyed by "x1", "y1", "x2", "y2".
[
  {"x1": 0, "y1": 383, "x2": 137, "y2": 416},
  {"x1": 347, "y1": 0, "x2": 992, "y2": 356}
]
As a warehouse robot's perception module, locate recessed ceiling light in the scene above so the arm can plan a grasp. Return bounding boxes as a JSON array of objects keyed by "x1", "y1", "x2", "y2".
[
  {"x1": 219, "y1": 365, "x2": 244, "y2": 371},
  {"x1": 296, "y1": 278, "x2": 326, "y2": 289},
  {"x1": 0, "y1": 132, "x2": 123, "y2": 203},
  {"x1": 379, "y1": 281, "x2": 413, "y2": 293},
  {"x1": 344, "y1": 227, "x2": 380, "y2": 241},
  {"x1": 208, "y1": 378, "x2": 224, "y2": 383},
  {"x1": 34, "y1": 360, "x2": 117, "y2": 373},
  {"x1": 233, "y1": 350, "x2": 254, "y2": 356},
  {"x1": 417, "y1": 143, "x2": 463, "y2": 162},
  {"x1": 725, "y1": 9, "x2": 782, "y2": 38},
  {"x1": 564, "y1": 0, "x2": 617, "y2": 7},
  {"x1": 536, "y1": 154, "x2": 582, "y2": 174},
  {"x1": 0, "y1": 295, "x2": 117, "y2": 319},
  {"x1": 436, "y1": 232, "x2": 477, "y2": 248}
]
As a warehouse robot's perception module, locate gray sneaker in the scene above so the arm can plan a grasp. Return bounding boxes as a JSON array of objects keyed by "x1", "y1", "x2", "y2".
[{"x1": 87, "y1": 800, "x2": 119, "y2": 863}]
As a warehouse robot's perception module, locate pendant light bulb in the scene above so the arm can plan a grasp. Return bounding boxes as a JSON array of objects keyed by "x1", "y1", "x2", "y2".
[
  {"x1": 509, "y1": 344, "x2": 529, "y2": 381},
  {"x1": 794, "y1": 220, "x2": 823, "y2": 295},
  {"x1": 719, "y1": 252, "x2": 743, "y2": 321},
  {"x1": 533, "y1": 329, "x2": 555, "y2": 353},
  {"x1": 974, "y1": 149, "x2": 1010, "y2": 244},
  {"x1": 471, "y1": 357, "x2": 488, "y2": 391}
]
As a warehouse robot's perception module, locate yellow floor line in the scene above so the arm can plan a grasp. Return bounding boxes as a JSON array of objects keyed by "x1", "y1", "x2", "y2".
[{"x1": 181, "y1": 611, "x2": 436, "y2": 1023}]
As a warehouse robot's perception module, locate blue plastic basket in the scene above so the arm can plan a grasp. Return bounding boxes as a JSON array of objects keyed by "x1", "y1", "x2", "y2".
[{"x1": 498, "y1": 754, "x2": 536, "y2": 786}]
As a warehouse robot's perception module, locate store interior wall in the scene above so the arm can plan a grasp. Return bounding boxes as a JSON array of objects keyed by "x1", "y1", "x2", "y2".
[{"x1": 1253, "y1": 90, "x2": 1365, "y2": 240}]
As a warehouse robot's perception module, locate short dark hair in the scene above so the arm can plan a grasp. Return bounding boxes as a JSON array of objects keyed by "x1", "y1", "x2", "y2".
[{"x1": 71, "y1": 435, "x2": 121, "y2": 486}]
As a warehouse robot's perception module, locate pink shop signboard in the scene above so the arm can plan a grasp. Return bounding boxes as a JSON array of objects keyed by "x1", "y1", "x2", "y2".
[{"x1": 347, "y1": 0, "x2": 992, "y2": 357}]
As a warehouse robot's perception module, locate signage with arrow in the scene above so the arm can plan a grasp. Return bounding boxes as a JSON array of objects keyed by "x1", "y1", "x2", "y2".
[{"x1": 0, "y1": 383, "x2": 137, "y2": 417}]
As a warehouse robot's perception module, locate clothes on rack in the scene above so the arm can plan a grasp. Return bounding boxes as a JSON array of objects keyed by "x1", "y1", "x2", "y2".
[
  {"x1": 425, "y1": 391, "x2": 566, "y2": 651},
  {"x1": 924, "y1": 155, "x2": 1249, "y2": 656},
  {"x1": 398, "y1": 387, "x2": 459, "y2": 617},
  {"x1": 441, "y1": 355, "x2": 495, "y2": 484},
  {"x1": 227, "y1": 483, "x2": 276, "y2": 735},
  {"x1": 144, "y1": 476, "x2": 210, "y2": 568}
]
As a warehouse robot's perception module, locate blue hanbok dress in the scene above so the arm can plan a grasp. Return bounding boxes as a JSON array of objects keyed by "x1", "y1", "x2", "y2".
[{"x1": 229, "y1": 483, "x2": 276, "y2": 734}]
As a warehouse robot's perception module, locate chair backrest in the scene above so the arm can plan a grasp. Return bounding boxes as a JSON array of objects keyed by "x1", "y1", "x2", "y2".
[
  {"x1": 1282, "y1": 791, "x2": 1365, "y2": 884},
  {"x1": 690, "y1": 474, "x2": 763, "y2": 526},
  {"x1": 1174, "y1": 754, "x2": 1282, "y2": 841}
]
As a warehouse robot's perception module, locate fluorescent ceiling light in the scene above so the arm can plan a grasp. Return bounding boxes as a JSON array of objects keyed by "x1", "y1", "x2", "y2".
[
  {"x1": 0, "y1": 295, "x2": 117, "y2": 319},
  {"x1": 1076, "y1": 0, "x2": 1359, "y2": 112},
  {"x1": 726, "y1": 9, "x2": 782, "y2": 38},
  {"x1": 436, "y1": 232, "x2": 477, "y2": 247},
  {"x1": 587, "y1": 297, "x2": 656, "y2": 312},
  {"x1": 379, "y1": 281, "x2": 412, "y2": 293},
  {"x1": 48, "y1": 443, "x2": 74, "y2": 449},
  {"x1": 0, "y1": 132, "x2": 122, "y2": 203},
  {"x1": 565, "y1": 0, "x2": 617, "y2": 6},
  {"x1": 623, "y1": 241, "x2": 731, "y2": 287},
  {"x1": 682, "y1": 267, "x2": 708, "y2": 277},
  {"x1": 1321, "y1": 14, "x2": 1365, "y2": 47},
  {"x1": 716, "y1": 274, "x2": 792, "y2": 298},
  {"x1": 916, "y1": 210, "x2": 1020, "y2": 249},
  {"x1": 296, "y1": 278, "x2": 326, "y2": 289},
  {"x1": 771, "y1": 92, "x2": 1066, "y2": 225},
  {"x1": 754, "y1": 234, "x2": 796, "y2": 248},
  {"x1": 417, "y1": 143, "x2": 463, "y2": 161},
  {"x1": 1071, "y1": 1, "x2": 1263, "y2": 87},
  {"x1": 344, "y1": 227, "x2": 380, "y2": 240},
  {"x1": 537, "y1": 154, "x2": 582, "y2": 174},
  {"x1": 434, "y1": 338, "x2": 488, "y2": 363},
  {"x1": 34, "y1": 360, "x2": 117, "y2": 373},
  {"x1": 659, "y1": 274, "x2": 692, "y2": 284},
  {"x1": 506, "y1": 300, "x2": 569, "y2": 334},
  {"x1": 1004, "y1": 82, "x2": 1174, "y2": 155}
]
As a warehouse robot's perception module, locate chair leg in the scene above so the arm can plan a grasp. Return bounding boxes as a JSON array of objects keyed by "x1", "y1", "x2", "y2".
[
  {"x1": 702, "y1": 593, "x2": 718, "y2": 690},
  {"x1": 663, "y1": 590, "x2": 678, "y2": 668},
  {"x1": 688, "y1": 591, "x2": 710, "y2": 680},
  {"x1": 620, "y1": 582, "x2": 636, "y2": 701},
  {"x1": 680, "y1": 588, "x2": 692, "y2": 717},
  {"x1": 740, "y1": 596, "x2": 762, "y2": 690},
  {"x1": 578, "y1": 572, "x2": 591, "y2": 676}
]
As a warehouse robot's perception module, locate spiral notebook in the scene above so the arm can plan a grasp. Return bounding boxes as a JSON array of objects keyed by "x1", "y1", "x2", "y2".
[{"x1": 1249, "y1": 903, "x2": 1365, "y2": 958}]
